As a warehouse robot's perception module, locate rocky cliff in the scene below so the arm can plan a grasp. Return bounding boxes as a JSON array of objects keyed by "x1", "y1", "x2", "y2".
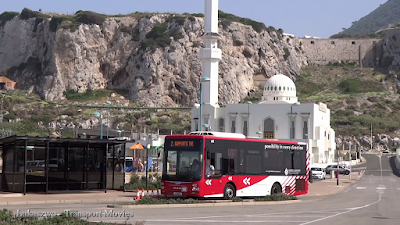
[{"x1": 0, "y1": 10, "x2": 308, "y2": 106}]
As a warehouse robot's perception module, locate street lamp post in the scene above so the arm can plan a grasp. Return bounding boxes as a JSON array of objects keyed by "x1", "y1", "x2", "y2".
[
  {"x1": 199, "y1": 77, "x2": 211, "y2": 131},
  {"x1": 203, "y1": 124, "x2": 210, "y2": 131},
  {"x1": 106, "y1": 101, "x2": 111, "y2": 139},
  {"x1": 247, "y1": 101, "x2": 252, "y2": 137},
  {"x1": 93, "y1": 112, "x2": 103, "y2": 139},
  {"x1": 117, "y1": 129, "x2": 122, "y2": 139},
  {"x1": 256, "y1": 131, "x2": 262, "y2": 139},
  {"x1": 290, "y1": 102, "x2": 300, "y2": 141}
]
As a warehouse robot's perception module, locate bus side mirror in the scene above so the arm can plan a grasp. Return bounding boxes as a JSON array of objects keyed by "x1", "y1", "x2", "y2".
[{"x1": 206, "y1": 151, "x2": 211, "y2": 159}]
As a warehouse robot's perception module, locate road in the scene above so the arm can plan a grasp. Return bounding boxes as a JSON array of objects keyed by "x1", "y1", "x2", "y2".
[{"x1": 4, "y1": 153, "x2": 400, "y2": 225}]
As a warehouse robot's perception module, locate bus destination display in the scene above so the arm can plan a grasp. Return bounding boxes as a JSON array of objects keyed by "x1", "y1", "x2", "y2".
[{"x1": 170, "y1": 140, "x2": 194, "y2": 147}]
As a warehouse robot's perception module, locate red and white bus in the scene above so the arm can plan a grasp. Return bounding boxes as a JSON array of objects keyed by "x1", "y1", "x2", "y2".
[{"x1": 161, "y1": 132, "x2": 309, "y2": 199}]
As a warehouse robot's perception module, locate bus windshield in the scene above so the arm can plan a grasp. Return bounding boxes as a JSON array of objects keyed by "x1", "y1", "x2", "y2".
[{"x1": 162, "y1": 139, "x2": 203, "y2": 182}]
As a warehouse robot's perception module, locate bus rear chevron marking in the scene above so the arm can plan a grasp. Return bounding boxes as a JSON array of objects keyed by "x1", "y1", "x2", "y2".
[
  {"x1": 205, "y1": 179, "x2": 212, "y2": 185},
  {"x1": 243, "y1": 177, "x2": 251, "y2": 185}
]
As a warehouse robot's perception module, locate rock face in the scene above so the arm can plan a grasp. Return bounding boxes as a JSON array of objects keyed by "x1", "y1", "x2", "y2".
[
  {"x1": 336, "y1": 134, "x2": 400, "y2": 152},
  {"x1": 0, "y1": 13, "x2": 308, "y2": 106}
]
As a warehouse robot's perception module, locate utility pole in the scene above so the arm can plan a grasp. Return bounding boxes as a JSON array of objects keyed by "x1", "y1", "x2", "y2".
[{"x1": 370, "y1": 123, "x2": 373, "y2": 150}]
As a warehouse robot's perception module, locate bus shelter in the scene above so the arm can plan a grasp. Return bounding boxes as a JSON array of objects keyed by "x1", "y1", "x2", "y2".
[{"x1": 0, "y1": 135, "x2": 127, "y2": 194}]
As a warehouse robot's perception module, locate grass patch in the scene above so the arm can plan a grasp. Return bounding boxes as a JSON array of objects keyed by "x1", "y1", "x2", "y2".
[
  {"x1": 133, "y1": 197, "x2": 201, "y2": 205},
  {"x1": 0, "y1": 208, "x2": 119, "y2": 224},
  {"x1": 232, "y1": 197, "x2": 244, "y2": 202},
  {"x1": 63, "y1": 89, "x2": 111, "y2": 102},
  {"x1": 254, "y1": 194, "x2": 297, "y2": 201}
]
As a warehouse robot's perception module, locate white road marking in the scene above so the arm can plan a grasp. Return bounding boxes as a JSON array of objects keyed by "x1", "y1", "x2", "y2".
[
  {"x1": 376, "y1": 187, "x2": 386, "y2": 190},
  {"x1": 299, "y1": 193, "x2": 383, "y2": 225},
  {"x1": 356, "y1": 187, "x2": 366, "y2": 189},
  {"x1": 144, "y1": 219, "x2": 307, "y2": 223}
]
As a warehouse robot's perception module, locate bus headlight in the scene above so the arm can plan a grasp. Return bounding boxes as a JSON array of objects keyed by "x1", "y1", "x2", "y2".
[{"x1": 192, "y1": 187, "x2": 200, "y2": 191}]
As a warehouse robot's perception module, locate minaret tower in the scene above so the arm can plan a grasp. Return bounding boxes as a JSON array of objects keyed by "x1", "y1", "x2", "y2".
[{"x1": 200, "y1": 0, "x2": 222, "y2": 106}]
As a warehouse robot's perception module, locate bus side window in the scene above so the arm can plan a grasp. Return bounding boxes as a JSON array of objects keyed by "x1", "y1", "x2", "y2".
[
  {"x1": 210, "y1": 152, "x2": 223, "y2": 176},
  {"x1": 239, "y1": 149, "x2": 245, "y2": 174}
]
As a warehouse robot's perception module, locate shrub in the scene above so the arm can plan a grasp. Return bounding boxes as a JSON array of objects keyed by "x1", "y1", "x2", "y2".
[
  {"x1": 283, "y1": 47, "x2": 290, "y2": 60},
  {"x1": 126, "y1": 173, "x2": 161, "y2": 190},
  {"x1": 3, "y1": 113, "x2": 16, "y2": 120}
]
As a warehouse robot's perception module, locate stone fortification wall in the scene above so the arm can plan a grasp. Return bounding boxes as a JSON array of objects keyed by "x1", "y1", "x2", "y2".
[{"x1": 295, "y1": 38, "x2": 383, "y2": 67}]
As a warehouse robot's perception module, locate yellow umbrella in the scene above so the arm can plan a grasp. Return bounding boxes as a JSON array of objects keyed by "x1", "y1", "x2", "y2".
[{"x1": 129, "y1": 142, "x2": 145, "y2": 150}]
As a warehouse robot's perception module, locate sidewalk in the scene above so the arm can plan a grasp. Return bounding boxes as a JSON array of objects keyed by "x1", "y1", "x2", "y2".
[
  {"x1": 306, "y1": 172, "x2": 361, "y2": 197},
  {"x1": 0, "y1": 173, "x2": 362, "y2": 206},
  {"x1": 0, "y1": 190, "x2": 137, "y2": 206}
]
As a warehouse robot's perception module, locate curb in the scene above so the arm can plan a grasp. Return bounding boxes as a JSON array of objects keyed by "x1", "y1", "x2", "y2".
[
  {"x1": 111, "y1": 199, "x2": 303, "y2": 209},
  {"x1": 0, "y1": 198, "x2": 133, "y2": 206}
]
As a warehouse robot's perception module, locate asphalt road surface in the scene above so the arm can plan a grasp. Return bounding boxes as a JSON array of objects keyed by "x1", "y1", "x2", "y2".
[{"x1": 4, "y1": 153, "x2": 400, "y2": 225}]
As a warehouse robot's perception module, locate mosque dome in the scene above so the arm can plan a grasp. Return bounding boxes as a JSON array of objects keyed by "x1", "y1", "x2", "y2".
[{"x1": 260, "y1": 74, "x2": 298, "y2": 104}]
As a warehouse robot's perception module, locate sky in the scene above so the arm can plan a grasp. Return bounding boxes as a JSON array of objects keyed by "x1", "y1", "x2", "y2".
[{"x1": 0, "y1": 0, "x2": 389, "y2": 38}]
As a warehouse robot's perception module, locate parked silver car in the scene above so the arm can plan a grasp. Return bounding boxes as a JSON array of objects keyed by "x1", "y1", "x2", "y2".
[{"x1": 325, "y1": 164, "x2": 350, "y2": 175}]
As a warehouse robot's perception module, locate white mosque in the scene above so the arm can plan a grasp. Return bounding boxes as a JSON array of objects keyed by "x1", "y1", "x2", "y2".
[{"x1": 190, "y1": 0, "x2": 336, "y2": 165}]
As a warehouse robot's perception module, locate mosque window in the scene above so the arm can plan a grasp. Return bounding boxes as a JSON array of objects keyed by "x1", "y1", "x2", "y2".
[
  {"x1": 311, "y1": 41, "x2": 314, "y2": 44},
  {"x1": 283, "y1": 87, "x2": 285, "y2": 91},
  {"x1": 279, "y1": 86, "x2": 281, "y2": 91},
  {"x1": 274, "y1": 86, "x2": 277, "y2": 91},
  {"x1": 352, "y1": 41, "x2": 356, "y2": 45}
]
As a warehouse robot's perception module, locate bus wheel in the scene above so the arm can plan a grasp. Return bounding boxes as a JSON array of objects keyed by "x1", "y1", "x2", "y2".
[
  {"x1": 271, "y1": 183, "x2": 282, "y2": 195},
  {"x1": 223, "y1": 184, "x2": 236, "y2": 200}
]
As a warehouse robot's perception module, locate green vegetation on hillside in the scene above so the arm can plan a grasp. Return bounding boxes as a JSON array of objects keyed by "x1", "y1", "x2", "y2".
[
  {"x1": 0, "y1": 88, "x2": 191, "y2": 137},
  {"x1": 296, "y1": 64, "x2": 399, "y2": 137},
  {"x1": 218, "y1": 10, "x2": 268, "y2": 33},
  {"x1": 140, "y1": 22, "x2": 183, "y2": 52},
  {"x1": 63, "y1": 89, "x2": 111, "y2": 102},
  {"x1": 336, "y1": 0, "x2": 400, "y2": 36},
  {"x1": 0, "y1": 11, "x2": 20, "y2": 28}
]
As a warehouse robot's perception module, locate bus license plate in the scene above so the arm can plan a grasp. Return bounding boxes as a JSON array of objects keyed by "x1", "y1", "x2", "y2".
[
  {"x1": 173, "y1": 192, "x2": 182, "y2": 196},
  {"x1": 181, "y1": 187, "x2": 187, "y2": 192}
]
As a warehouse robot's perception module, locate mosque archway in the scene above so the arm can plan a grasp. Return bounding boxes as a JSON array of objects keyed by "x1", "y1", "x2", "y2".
[{"x1": 263, "y1": 118, "x2": 274, "y2": 139}]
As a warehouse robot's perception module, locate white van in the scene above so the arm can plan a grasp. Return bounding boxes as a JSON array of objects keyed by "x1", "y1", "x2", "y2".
[{"x1": 311, "y1": 167, "x2": 326, "y2": 180}]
